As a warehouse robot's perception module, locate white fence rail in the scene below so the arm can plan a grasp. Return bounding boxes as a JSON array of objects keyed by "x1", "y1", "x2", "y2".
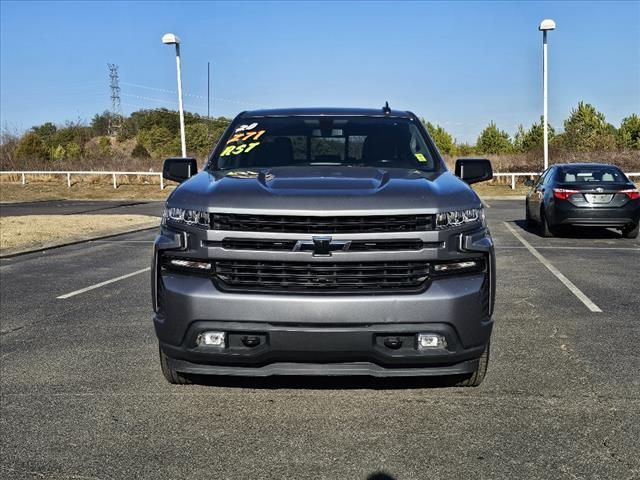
[
  {"x1": 0, "y1": 170, "x2": 165, "y2": 190},
  {"x1": 493, "y1": 172, "x2": 539, "y2": 190},
  {"x1": 0, "y1": 170, "x2": 639, "y2": 191}
]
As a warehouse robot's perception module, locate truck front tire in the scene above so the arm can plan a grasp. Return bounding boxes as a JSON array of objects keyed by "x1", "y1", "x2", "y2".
[
  {"x1": 159, "y1": 346, "x2": 193, "y2": 385},
  {"x1": 455, "y1": 342, "x2": 490, "y2": 387}
]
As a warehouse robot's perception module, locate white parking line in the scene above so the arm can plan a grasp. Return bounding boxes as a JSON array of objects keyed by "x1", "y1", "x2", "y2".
[
  {"x1": 503, "y1": 222, "x2": 603, "y2": 313},
  {"x1": 92, "y1": 240, "x2": 155, "y2": 244},
  {"x1": 481, "y1": 199, "x2": 491, "y2": 208},
  {"x1": 57, "y1": 267, "x2": 150, "y2": 299},
  {"x1": 497, "y1": 246, "x2": 639, "y2": 251}
]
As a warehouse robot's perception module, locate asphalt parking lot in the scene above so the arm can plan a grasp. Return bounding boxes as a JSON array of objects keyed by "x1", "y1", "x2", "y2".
[
  {"x1": 1, "y1": 199, "x2": 639, "y2": 480},
  {"x1": 0, "y1": 200, "x2": 164, "y2": 218}
]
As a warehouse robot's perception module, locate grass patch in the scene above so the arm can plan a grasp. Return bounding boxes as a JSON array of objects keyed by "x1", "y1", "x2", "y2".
[
  {"x1": 473, "y1": 183, "x2": 531, "y2": 197},
  {"x1": 0, "y1": 214, "x2": 158, "y2": 252}
]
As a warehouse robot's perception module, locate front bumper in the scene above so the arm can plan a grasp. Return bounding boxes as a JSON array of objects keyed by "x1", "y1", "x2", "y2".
[
  {"x1": 161, "y1": 322, "x2": 485, "y2": 377},
  {"x1": 152, "y1": 224, "x2": 495, "y2": 376},
  {"x1": 156, "y1": 274, "x2": 492, "y2": 375}
]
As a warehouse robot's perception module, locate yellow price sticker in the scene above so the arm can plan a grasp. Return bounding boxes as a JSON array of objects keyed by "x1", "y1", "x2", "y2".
[
  {"x1": 415, "y1": 153, "x2": 427, "y2": 162},
  {"x1": 227, "y1": 130, "x2": 265, "y2": 144},
  {"x1": 220, "y1": 142, "x2": 261, "y2": 156}
]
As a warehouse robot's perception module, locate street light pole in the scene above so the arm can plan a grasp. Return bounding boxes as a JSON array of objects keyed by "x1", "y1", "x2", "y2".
[
  {"x1": 162, "y1": 33, "x2": 187, "y2": 158},
  {"x1": 539, "y1": 19, "x2": 556, "y2": 171},
  {"x1": 174, "y1": 43, "x2": 186, "y2": 157},
  {"x1": 542, "y1": 30, "x2": 549, "y2": 170}
]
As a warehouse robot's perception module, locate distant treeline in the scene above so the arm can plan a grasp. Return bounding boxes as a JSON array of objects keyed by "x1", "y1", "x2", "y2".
[
  {"x1": 423, "y1": 102, "x2": 639, "y2": 156},
  {"x1": 1, "y1": 101, "x2": 638, "y2": 172}
]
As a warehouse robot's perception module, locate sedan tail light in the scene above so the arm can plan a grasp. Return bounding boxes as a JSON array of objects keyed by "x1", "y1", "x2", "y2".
[
  {"x1": 553, "y1": 188, "x2": 580, "y2": 201},
  {"x1": 620, "y1": 189, "x2": 640, "y2": 200}
]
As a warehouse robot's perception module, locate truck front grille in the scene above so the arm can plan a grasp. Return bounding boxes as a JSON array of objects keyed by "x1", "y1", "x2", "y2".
[
  {"x1": 209, "y1": 238, "x2": 437, "y2": 252},
  {"x1": 213, "y1": 260, "x2": 431, "y2": 293},
  {"x1": 211, "y1": 213, "x2": 434, "y2": 233}
]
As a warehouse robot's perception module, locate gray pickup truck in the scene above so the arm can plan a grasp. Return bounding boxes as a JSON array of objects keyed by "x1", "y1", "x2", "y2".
[{"x1": 152, "y1": 107, "x2": 495, "y2": 386}]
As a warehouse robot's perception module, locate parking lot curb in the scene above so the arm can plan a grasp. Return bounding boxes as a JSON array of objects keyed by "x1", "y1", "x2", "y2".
[{"x1": 0, "y1": 220, "x2": 160, "y2": 259}]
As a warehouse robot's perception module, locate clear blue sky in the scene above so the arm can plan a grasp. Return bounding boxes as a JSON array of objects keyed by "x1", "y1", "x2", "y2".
[{"x1": 1, "y1": 0, "x2": 639, "y2": 143}]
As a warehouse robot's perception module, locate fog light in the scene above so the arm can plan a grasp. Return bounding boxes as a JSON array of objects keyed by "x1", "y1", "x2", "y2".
[
  {"x1": 196, "y1": 331, "x2": 226, "y2": 347},
  {"x1": 417, "y1": 333, "x2": 447, "y2": 349}
]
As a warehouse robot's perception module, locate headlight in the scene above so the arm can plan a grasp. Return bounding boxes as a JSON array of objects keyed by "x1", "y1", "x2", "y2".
[
  {"x1": 435, "y1": 208, "x2": 484, "y2": 230},
  {"x1": 163, "y1": 207, "x2": 210, "y2": 229},
  {"x1": 162, "y1": 256, "x2": 212, "y2": 273},
  {"x1": 432, "y1": 258, "x2": 485, "y2": 275}
]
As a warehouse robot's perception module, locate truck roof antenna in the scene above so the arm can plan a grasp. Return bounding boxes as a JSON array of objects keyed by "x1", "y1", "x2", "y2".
[{"x1": 382, "y1": 101, "x2": 391, "y2": 115}]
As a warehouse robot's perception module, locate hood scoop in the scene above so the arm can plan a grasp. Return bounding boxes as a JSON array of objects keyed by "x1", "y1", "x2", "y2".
[{"x1": 258, "y1": 166, "x2": 390, "y2": 191}]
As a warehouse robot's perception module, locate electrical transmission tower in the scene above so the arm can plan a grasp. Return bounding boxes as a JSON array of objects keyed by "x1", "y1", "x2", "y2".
[{"x1": 107, "y1": 63, "x2": 122, "y2": 135}]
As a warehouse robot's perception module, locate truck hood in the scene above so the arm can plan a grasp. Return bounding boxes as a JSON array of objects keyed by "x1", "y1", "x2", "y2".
[{"x1": 167, "y1": 166, "x2": 481, "y2": 213}]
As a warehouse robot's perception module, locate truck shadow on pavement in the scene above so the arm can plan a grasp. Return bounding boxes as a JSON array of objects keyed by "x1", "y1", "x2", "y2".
[
  {"x1": 367, "y1": 473, "x2": 397, "y2": 480},
  {"x1": 189, "y1": 374, "x2": 466, "y2": 390}
]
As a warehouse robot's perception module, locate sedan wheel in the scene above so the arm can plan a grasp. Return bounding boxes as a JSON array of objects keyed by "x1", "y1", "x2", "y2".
[
  {"x1": 525, "y1": 202, "x2": 534, "y2": 229},
  {"x1": 539, "y1": 209, "x2": 554, "y2": 237},
  {"x1": 622, "y1": 223, "x2": 639, "y2": 239}
]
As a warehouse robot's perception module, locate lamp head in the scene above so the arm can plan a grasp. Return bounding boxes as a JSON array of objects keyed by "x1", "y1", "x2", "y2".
[
  {"x1": 539, "y1": 19, "x2": 556, "y2": 31},
  {"x1": 162, "y1": 33, "x2": 180, "y2": 45}
]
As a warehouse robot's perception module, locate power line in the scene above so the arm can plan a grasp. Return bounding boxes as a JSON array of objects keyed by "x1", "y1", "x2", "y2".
[
  {"x1": 120, "y1": 81, "x2": 272, "y2": 108},
  {"x1": 120, "y1": 93, "x2": 205, "y2": 112},
  {"x1": 120, "y1": 102, "x2": 203, "y2": 117}
]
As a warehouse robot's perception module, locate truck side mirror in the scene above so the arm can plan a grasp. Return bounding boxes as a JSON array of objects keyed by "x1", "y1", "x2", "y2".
[
  {"x1": 455, "y1": 158, "x2": 493, "y2": 184},
  {"x1": 163, "y1": 157, "x2": 198, "y2": 183}
]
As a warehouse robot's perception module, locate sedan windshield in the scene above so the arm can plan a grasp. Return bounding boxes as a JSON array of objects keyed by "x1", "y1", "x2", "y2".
[
  {"x1": 210, "y1": 116, "x2": 440, "y2": 171},
  {"x1": 559, "y1": 166, "x2": 628, "y2": 183}
]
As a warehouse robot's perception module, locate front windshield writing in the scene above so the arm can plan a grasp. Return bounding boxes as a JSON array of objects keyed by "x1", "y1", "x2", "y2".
[{"x1": 211, "y1": 117, "x2": 439, "y2": 171}]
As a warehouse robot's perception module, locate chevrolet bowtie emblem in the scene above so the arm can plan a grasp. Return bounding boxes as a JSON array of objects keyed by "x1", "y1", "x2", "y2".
[{"x1": 293, "y1": 236, "x2": 351, "y2": 256}]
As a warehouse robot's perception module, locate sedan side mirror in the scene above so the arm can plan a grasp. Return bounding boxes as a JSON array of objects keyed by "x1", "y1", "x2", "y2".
[
  {"x1": 455, "y1": 158, "x2": 493, "y2": 184},
  {"x1": 163, "y1": 157, "x2": 198, "y2": 183},
  {"x1": 524, "y1": 178, "x2": 534, "y2": 187}
]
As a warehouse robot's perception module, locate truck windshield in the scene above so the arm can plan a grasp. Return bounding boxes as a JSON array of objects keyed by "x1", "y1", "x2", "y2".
[{"x1": 209, "y1": 116, "x2": 440, "y2": 171}]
